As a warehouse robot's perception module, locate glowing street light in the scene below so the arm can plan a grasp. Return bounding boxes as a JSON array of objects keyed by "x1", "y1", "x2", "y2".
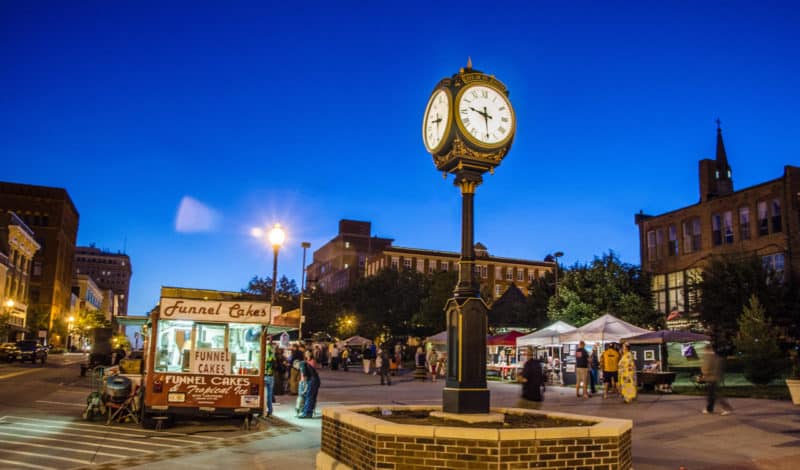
[{"x1": 267, "y1": 224, "x2": 285, "y2": 306}]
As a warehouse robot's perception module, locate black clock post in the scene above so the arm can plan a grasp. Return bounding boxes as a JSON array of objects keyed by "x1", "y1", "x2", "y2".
[{"x1": 423, "y1": 60, "x2": 515, "y2": 414}]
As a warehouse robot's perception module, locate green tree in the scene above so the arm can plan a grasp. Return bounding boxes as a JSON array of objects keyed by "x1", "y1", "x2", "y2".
[
  {"x1": 0, "y1": 310, "x2": 12, "y2": 342},
  {"x1": 734, "y1": 294, "x2": 785, "y2": 385},
  {"x1": 698, "y1": 254, "x2": 785, "y2": 352},
  {"x1": 548, "y1": 251, "x2": 662, "y2": 328},
  {"x1": 242, "y1": 275, "x2": 299, "y2": 311},
  {"x1": 414, "y1": 270, "x2": 457, "y2": 335}
]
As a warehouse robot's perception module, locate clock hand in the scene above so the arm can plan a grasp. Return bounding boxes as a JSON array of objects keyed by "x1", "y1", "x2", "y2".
[
  {"x1": 482, "y1": 106, "x2": 490, "y2": 139},
  {"x1": 469, "y1": 106, "x2": 488, "y2": 118}
]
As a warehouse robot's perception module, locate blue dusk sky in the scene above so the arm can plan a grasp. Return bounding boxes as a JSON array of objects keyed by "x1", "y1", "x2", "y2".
[{"x1": 2, "y1": 1, "x2": 798, "y2": 316}]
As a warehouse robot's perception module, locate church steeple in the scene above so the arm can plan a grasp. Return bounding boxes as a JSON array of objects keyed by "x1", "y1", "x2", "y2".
[{"x1": 714, "y1": 119, "x2": 733, "y2": 195}]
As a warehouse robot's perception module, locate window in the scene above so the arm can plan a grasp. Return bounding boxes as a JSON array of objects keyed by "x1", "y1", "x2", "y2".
[
  {"x1": 479, "y1": 265, "x2": 488, "y2": 279},
  {"x1": 739, "y1": 206, "x2": 751, "y2": 240},
  {"x1": 771, "y1": 199, "x2": 782, "y2": 233},
  {"x1": 723, "y1": 211, "x2": 734, "y2": 244},
  {"x1": 757, "y1": 201, "x2": 768, "y2": 236},
  {"x1": 391, "y1": 257, "x2": 399, "y2": 270},
  {"x1": 681, "y1": 222, "x2": 691, "y2": 254},
  {"x1": 651, "y1": 275, "x2": 666, "y2": 314},
  {"x1": 762, "y1": 253, "x2": 786, "y2": 283},
  {"x1": 667, "y1": 271, "x2": 684, "y2": 313},
  {"x1": 686, "y1": 268, "x2": 702, "y2": 311},
  {"x1": 228, "y1": 323, "x2": 262, "y2": 375},
  {"x1": 344, "y1": 242, "x2": 350, "y2": 249},
  {"x1": 441, "y1": 261, "x2": 449, "y2": 272},
  {"x1": 656, "y1": 228, "x2": 665, "y2": 259},
  {"x1": 403, "y1": 259, "x2": 412, "y2": 270},
  {"x1": 711, "y1": 213, "x2": 722, "y2": 246},
  {"x1": 155, "y1": 320, "x2": 195, "y2": 373},
  {"x1": 667, "y1": 225, "x2": 678, "y2": 257},
  {"x1": 691, "y1": 218, "x2": 702, "y2": 251},
  {"x1": 416, "y1": 259, "x2": 425, "y2": 273},
  {"x1": 495, "y1": 266, "x2": 502, "y2": 279},
  {"x1": 428, "y1": 262, "x2": 435, "y2": 274},
  {"x1": 494, "y1": 284, "x2": 502, "y2": 297},
  {"x1": 528, "y1": 269, "x2": 537, "y2": 281},
  {"x1": 647, "y1": 230, "x2": 656, "y2": 260},
  {"x1": 505, "y1": 268, "x2": 513, "y2": 281},
  {"x1": 516, "y1": 270, "x2": 524, "y2": 281}
]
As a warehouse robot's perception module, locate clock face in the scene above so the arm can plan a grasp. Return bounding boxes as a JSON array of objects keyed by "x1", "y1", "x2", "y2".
[
  {"x1": 456, "y1": 84, "x2": 514, "y2": 147},
  {"x1": 422, "y1": 89, "x2": 451, "y2": 153}
]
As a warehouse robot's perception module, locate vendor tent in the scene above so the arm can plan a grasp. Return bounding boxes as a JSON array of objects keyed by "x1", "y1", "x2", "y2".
[
  {"x1": 425, "y1": 330, "x2": 448, "y2": 346},
  {"x1": 517, "y1": 321, "x2": 576, "y2": 347},
  {"x1": 342, "y1": 335, "x2": 372, "y2": 347},
  {"x1": 559, "y1": 314, "x2": 650, "y2": 343},
  {"x1": 487, "y1": 330, "x2": 526, "y2": 346},
  {"x1": 623, "y1": 330, "x2": 709, "y2": 345}
]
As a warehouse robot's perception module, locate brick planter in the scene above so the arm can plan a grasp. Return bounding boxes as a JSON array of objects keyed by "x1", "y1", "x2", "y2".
[{"x1": 317, "y1": 405, "x2": 632, "y2": 470}]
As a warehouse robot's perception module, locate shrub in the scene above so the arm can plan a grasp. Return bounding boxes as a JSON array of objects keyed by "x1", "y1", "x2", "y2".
[{"x1": 735, "y1": 295, "x2": 785, "y2": 385}]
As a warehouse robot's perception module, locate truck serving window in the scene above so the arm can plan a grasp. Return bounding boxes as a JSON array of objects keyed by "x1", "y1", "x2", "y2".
[
  {"x1": 155, "y1": 320, "x2": 194, "y2": 372},
  {"x1": 229, "y1": 323, "x2": 261, "y2": 376}
]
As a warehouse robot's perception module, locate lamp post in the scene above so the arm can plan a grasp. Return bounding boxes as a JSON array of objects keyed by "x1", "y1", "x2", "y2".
[
  {"x1": 299, "y1": 241, "x2": 311, "y2": 341},
  {"x1": 548, "y1": 251, "x2": 564, "y2": 298},
  {"x1": 268, "y1": 224, "x2": 286, "y2": 306},
  {"x1": 3, "y1": 299, "x2": 14, "y2": 342}
]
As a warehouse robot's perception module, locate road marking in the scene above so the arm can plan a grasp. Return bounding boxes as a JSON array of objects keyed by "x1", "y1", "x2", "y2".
[
  {"x1": 0, "y1": 449, "x2": 91, "y2": 465},
  {"x1": 0, "y1": 458, "x2": 57, "y2": 470},
  {"x1": 35, "y1": 400, "x2": 85, "y2": 408},
  {"x1": 0, "y1": 431, "x2": 150, "y2": 453},
  {"x1": 0, "y1": 425, "x2": 180, "y2": 448},
  {"x1": 0, "y1": 438, "x2": 126, "y2": 458},
  {"x1": 0, "y1": 369, "x2": 42, "y2": 380},
  {"x1": 6, "y1": 416, "x2": 219, "y2": 439},
  {"x1": 6, "y1": 420, "x2": 201, "y2": 444}
]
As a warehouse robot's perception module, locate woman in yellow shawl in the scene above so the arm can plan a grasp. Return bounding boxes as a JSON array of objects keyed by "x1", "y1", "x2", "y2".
[{"x1": 618, "y1": 342, "x2": 637, "y2": 403}]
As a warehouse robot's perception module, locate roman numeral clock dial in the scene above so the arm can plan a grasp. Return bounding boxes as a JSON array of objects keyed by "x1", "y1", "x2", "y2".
[
  {"x1": 422, "y1": 88, "x2": 452, "y2": 153},
  {"x1": 456, "y1": 84, "x2": 515, "y2": 147}
]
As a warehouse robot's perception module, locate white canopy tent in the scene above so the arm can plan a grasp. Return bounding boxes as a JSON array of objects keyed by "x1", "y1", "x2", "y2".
[
  {"x1": 342, "y1": 335, "x2": 372, "y2": 347},
  {"x1": 425, "y1": 331, "x2": 447, "y2": 346},
  {"x1": 559, "y1": 314, "x2": 650, "y2": 344},
  {"x1": 516, "y1": 321, "x2": 576, "y2": 347}
]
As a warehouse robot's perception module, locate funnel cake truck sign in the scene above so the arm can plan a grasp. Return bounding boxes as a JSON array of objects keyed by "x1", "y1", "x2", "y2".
[{"x1": 159, "y1": 298, "x2": 279, "y2": 323}]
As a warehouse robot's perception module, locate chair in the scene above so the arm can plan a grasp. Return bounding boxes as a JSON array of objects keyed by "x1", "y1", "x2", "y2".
[{"x1": 106, "y1": 385, "x2": 140, "y2": 425}]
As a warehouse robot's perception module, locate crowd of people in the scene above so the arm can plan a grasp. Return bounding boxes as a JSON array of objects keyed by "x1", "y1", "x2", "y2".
[{"x1": 262, "y1": 342, "x2": 321, "y2": 419}]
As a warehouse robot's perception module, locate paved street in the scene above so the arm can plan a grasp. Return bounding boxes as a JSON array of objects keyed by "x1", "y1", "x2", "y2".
[{"x1": 2, "y1": 356, "x2": 799, "y2": 469}]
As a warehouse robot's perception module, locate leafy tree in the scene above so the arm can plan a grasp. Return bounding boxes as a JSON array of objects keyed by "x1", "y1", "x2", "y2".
[
  {"x1": 344, "y1": 268, "x2": 427, "y2": 339},
  {"x1": 242, "y1": 275, "x2": 299, "y2": 311},
  {"x1": 698, "y1": 254, "x2": 785, "y2": 352},
  {"x1": 0, "y1": 310, "x2": 12, "y2": 342},
  {"x1": 735, "y1": 295, "x2": 785, "y2": 385},
  {"x1": 301, "y1": 287, "x2": 342, "y2": 338},
  {"x1": 548, "y1": 251, "x2": 662, "y2": 328},
  {"x1": 414, "y1": 270, "x2": 457, "y2": 335}
]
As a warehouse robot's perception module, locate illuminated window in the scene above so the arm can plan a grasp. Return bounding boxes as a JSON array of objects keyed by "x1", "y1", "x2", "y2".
[
  {"x1": 403, "y1": 259, "x2": 412, "y2": 270},
  {"x1": 711, "y1": 213, "x2": 722, "y2": 246},
  {"x1": 739, "y1": 206, "x2": 751, "y2": 240},
  {"x1": 757, "y1": 201, "x2": 768, "y2": 236},
  {"x1": 668, "y1": 225, "x2": 678, "y2": 257},
  {"x1": 771, "y1": 199, "x2": 782, "y2": 233},
  {"x1": 723, "y1": 211, "x2": 734, "y2": 244}
]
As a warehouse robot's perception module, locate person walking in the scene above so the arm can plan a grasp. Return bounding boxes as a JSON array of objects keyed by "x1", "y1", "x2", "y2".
[
  {"x1": 362, "y1": 344, "x2": 372, "y2": 374},
  {"x1": 574, "y1": 340, "x2": 590, "y2": 398},
  {"x1": 426, "y1": 347, "x2": 440, "y2": 382},
  {"x1": 379, "y1": 348, "x2": 392, "y2": 385},
  {"x1": 298, "y1": 350, "x2": 320, "y2": 418},
  {"x1": 414, "y1": 346, "x2": 427, "y2": 381},
  {"x1": 517, "y1": 347, "x2": 545, "y2": 409},
  {"x1": 701, "y1": 344, "x2": 733, "y2": 415},
  {"x1": 589, "y1": 343, "x2": 600, "y2": 395},
  {"x1": 263, "y1": 344, "x2": 278, "y2": 418},
  {"x1": 273, "y1": 347, "x2": 287, "y2": 396},
  {"x1": 618, "y1": 343, "x2": 637, "y2": 404},
  {"x1": 601, "y1": 343, "x2": 620, "y2": 398},
  {"x1": 341, "y1": 347, "x2": 349, "y2": 371},
  {"x1": 288, "y1": 344, "x2": 303, "y2": 395},
  {"x1": 330, "y1": 343, "x2": 340, "y2": 371}
]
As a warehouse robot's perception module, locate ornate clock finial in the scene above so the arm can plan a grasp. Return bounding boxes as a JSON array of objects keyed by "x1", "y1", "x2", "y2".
[{"x1": 466, "y1": 56, "x2": 472, "y2": 69}]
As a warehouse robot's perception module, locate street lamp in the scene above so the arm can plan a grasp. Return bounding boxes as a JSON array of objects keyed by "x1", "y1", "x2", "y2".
[
  {"x1": 268, "y1": 224, "x2": 286, "y2": 306},
  {"x1": 299, "y1": 241, "x2": 311, "y2": 341},
  {"x1": 545, "y1": 251, "x2": 564, "y2": 298}
]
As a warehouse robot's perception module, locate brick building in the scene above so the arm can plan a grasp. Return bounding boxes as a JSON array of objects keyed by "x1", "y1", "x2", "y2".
[
  {"x1": 0, "y1": 212, "x2": 40, "y2": 341},
  {"x1": 306, "y1": 220, "x2": 393, "y2": 293},
  {"x1": 74, "y1": 245, "x2": 132, "y2": 315},
  {"x1": 0, "y1": 182, "x2": 79, "y2": 332},
  {"x1": 365, "y1": 243, "x2": 554, "y2": 301},
  {"x1": 635, "y1": 126, "x2": 800, "y2": 328}
]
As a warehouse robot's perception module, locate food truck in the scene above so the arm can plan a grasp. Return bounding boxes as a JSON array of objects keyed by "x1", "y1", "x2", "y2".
[{"x1": 141, "y1": 287, "x2": 292, "y2": 428}]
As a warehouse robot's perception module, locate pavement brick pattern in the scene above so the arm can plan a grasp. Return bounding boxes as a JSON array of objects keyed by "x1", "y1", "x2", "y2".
[{"x1": 70, "y1": 418, "x2": 301, "y2": 470}]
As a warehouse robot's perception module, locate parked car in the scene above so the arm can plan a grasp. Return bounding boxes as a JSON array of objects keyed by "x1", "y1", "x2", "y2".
[
  {"x1": 16, "y1": 340, "x2": 47, "y2": 364},
  {"x1": 0, "y1": 342, "x2": 22, "y2": 362}
]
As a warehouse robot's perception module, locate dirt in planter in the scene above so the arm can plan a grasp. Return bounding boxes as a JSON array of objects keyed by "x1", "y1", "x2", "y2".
[{"x1": 359, "y1": 409, "x2": 593, "y2": 429}]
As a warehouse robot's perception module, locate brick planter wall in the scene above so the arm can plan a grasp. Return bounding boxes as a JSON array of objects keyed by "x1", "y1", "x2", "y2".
[{"x1": 318, "y1": 406, "x2": 632, "y2": 470}]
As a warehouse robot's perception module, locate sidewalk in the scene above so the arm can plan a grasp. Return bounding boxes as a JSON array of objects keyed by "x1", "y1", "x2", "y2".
[{"x1": 132, "y1": 366, "x2": 800, "y2": 470}]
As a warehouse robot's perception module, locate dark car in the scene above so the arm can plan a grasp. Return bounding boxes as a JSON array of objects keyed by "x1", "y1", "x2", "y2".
[
  {"x1": 0, "y1": 342, "x2": 22, "y2": 362},
  {"x1": 16, "y1": 340, "x2": 47, "y2": 364}
]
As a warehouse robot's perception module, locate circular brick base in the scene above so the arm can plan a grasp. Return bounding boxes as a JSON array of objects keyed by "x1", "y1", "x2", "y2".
[{"x1": 317, "y1": 405, "x2": 632, "y2": 470}]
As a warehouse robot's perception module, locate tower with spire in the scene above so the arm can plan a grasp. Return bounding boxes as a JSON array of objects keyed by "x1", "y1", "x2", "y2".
[{"x1": 698, "y1": 120, "x2": 734, "y2": 202}]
